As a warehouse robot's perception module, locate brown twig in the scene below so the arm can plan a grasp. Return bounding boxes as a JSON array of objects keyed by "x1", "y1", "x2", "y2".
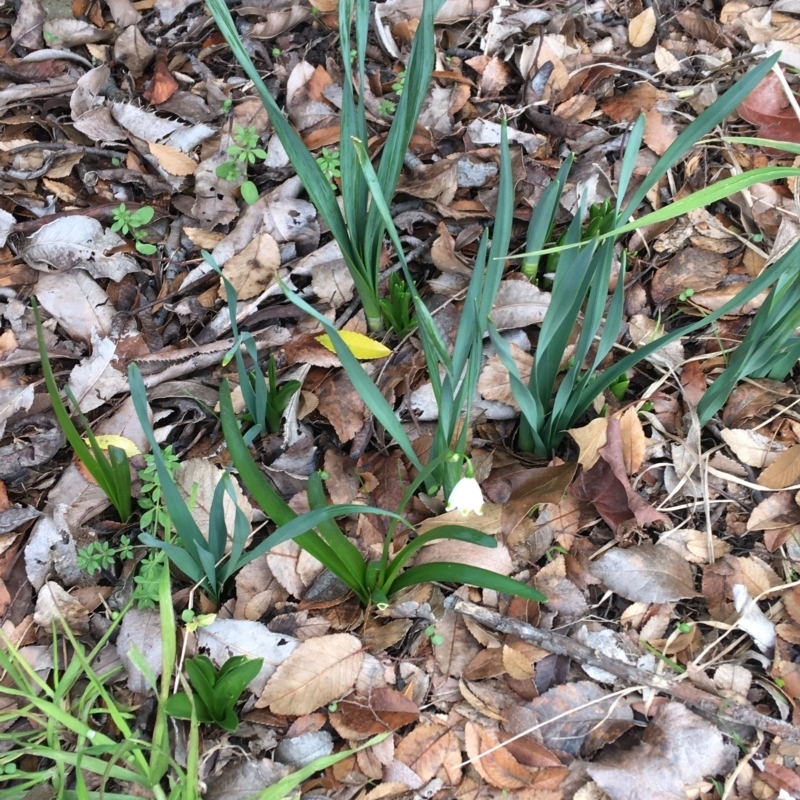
[{"x1": 445, "y1": 596, "x2": 800, "y2": 744}]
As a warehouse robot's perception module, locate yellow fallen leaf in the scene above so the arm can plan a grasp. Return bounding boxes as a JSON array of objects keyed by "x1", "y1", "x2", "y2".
[
  {"x1": 86, "y1": 434, "x2": 141, "y2": 457},
  {"x1": 629, "y1": 6, "x2": 656, "y2": 47},
  {"x1": 316, "y1": 330, "x2": 391, "y2": 360},
  {"x1": 147, "y1": 141, "x2": 197, "y2": 176}
]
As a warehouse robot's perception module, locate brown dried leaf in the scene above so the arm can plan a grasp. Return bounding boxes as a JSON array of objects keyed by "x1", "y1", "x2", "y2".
[
  {"x1": 316, "y1": 370, "x2": 368, "y2": 442},
  {"x1": 569, "y1": 418, "x2": 608, "y2": 471},
  {"x1": 465, "y1": 721, "x2": 534, "y2": 790},
  {"x1": 720, "y1": 427, "x2": 785, "y2": 468},
  {"x1": 500, "y1": 462, "x2": 577, "y2": 537},
  {"x1": 507, "y1": 681, "x2": 634, "y2": 757},
  {"x1": 478, "y1": 343, "x2": 532, "y2": 409},
  {"x1": 590, "y1": 543, "x2": 699, "y2": 603},
  {"x1": 738, "y1": 72, "x2": 800, "y2": 144},
  {"x1": 221, "y1": 231, "x2": 280, "y2": 300},
  {"x1": 758, "y1": 444, "x2": 800, "y2": 489},
  {"x1": 650, "y1": 247, "x2": 728, "y2": 305},
  {"x1": 148, "y1": 141, "x2": 196, "y2": 176},
  {"x1": 395, "y1": 721, "x2": 462, "y2": 784},
  {"x1": 330, "y1": 688, "x2": 419, "y2": 739},
  {"x1": 256, "y1": 633, "x2": 363, "y2": 715},
  {"x1": 747, "y1": 491, "x2": 800, "y2": 531},
  {"x1": 617, "y1": 407, "x2": 646, "y2": 475},
  {"x1": 143, "y1": 49, "x2": 179, "y2": 105}
]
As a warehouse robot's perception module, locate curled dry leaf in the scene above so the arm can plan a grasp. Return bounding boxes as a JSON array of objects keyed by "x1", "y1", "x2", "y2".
[
  {"x1": 465, "y1": 721, "x2": 535, "y2": 790},
  {"x1": 590, "y1": 543, "x2": 698, "y2": 603},
  {"x1": 507, "y1": 681, "x2": 634, "y2": 757},
  {"x1": 757, "y1": 444, "x2": 800, "y2": 489},
  {"x1": 720, "y1": 427, "x2": 785, "y2": 468},
  {"x1": 256, "y1": 632, "x2": 363, "y2": 715}
]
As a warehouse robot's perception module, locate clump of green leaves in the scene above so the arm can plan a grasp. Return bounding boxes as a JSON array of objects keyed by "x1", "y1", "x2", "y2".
[
  {"x1": 492, "y1": 53, "x2": 800, "y2": 457},
  {"x1": 379, "y1": 272, "x2": 416, "y2": 339},
  {"x1": 221, "y1": 379, "x2": 546, "y2": 608},
  {"x1": 208, "y1": 252, "x2": 301, "y2": 442},
  {"x1": 77, "y1": 536, "x2": 133, "y2": 575},
  {"x1": 206, "y1": 0, "x2": 441, "y2": 330},
  {"x1": 33, "y1": 300, "x2": 133, "y2": 522},
  {"x1": 315, "y1": 147, "x2": 341, "y2": 184},
  {"x1": 165, "y1": 655, "x2": 263, "y2": 732},
  {"x1": 111, "y1": 203, "x2": 157, "y2": 256},
  {"x1": 216, "y1": 124, "x2": 267, "y2": 205}
]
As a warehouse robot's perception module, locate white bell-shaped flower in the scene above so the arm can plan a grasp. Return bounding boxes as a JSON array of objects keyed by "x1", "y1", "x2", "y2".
[{"x1": 445, "y1": 477, "x2": 484, "y2": 516}]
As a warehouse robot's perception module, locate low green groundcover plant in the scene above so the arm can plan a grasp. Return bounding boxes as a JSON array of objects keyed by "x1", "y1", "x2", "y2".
[{"x1": 165, "y1": 655, "x2": 263, "y2": 732}]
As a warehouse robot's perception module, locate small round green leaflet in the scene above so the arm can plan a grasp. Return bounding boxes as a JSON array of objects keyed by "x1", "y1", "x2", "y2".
[{"x1": 240, "y1": 180, "x2": 259, "y2": 204}]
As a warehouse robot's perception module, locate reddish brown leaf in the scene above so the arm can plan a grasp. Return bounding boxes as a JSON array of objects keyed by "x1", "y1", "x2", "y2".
[
  {"x1": 143, "y1": 48, "x2": 179, "y2": 105},
  {"x1": 738, "y1": 72, "x2": 800, "y2": 144}
]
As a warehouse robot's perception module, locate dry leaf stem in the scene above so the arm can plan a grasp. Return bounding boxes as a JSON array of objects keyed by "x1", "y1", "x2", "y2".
[{"x1": 446, "y1": 596, "x2": 800, "y2": 744}]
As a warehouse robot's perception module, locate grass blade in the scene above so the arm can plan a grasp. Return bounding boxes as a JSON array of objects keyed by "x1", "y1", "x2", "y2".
[{"x1": 388, "y1": 562, "x2": 546, "y2": 602}]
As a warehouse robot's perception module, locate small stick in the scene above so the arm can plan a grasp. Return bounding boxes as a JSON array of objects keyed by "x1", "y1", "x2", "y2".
[{"x1": 445, "y1": 596, "x2": 800, "y2": 744}]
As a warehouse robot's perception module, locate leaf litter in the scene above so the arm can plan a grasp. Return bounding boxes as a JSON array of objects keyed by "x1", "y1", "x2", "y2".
[{"x1": 3, "y1": 0, "x2": 800, "y2": 796}]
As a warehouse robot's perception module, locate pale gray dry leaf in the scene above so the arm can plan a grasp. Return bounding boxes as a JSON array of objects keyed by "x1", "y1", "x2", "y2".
[
  {"x1": 24, "y1": 219, "x2": 138, "y2": 283},
  {"x1": 381, "y1": 0, "x2": 493, "y2": 25},
  {"x1": 43, "y1": 18, "x2": 111, "y2": 47},
  {"x1": 250, "y1": 5, "x2": 312, "y2": 39},
  {"x1": 192, "y1": 155, "x2": 240, "y2": 229},
  {"x1": 0, "y1": 76, "x2": 80, "y2": 115},
  {"x1": 34, "y1": 581, "x2": 89, "y2": 634},
  {"x1": 467, "y1": 118, "x2": 545, "y2": 153},
  {"x1": 117, "y1": 608, "x2": 162, "y2": 693},
  {"x1": 105, "y1": 0, "x2": 140, "y2": 27},
  {"x1": 483, "y1": 6, "x2": 551, "y2": 54},
  {"x1": 0, "y1": 385, "x2": 35, "y2": 440},
  {"x1": 0, "y1": 209, "x2": 15, "y2": 248},
  {"x1": 36, "y1": 270, "x2": 116, "y2": 341},
  {"x1": 733, "y1": 583, "x2": 776, "y2": 653},
  {"x1": 0, "y1": 504, "x2": 39, "y2": 536},
  {"x1": 24, "y1": 506, "x2": 82, "y2": 590},
  {"x1": 174, "y1": 459, "x2": 253, "y2": 547},
  {"x1": 574, "y1": 625, "x2": 637, "y2": 683},
  {"x1": 491, "y1": 280, "x2": 551, "y2": 330},
  {"x1": 588, "y1": 703, "x2": 735, "y2": 800},
  {"x1": 11, "y1": 0, "x2": 46, "y2": 49},
  {"x1": 311, "y1": 260, "x2": 355, "y2": 306},
  {"x1": 113, "y1": 26, "x2": 153, "y2": 78},
  {"x1": 590, "y1": 543, "x2": 699, "y2": 603},
  {"x1": 204, "y1": 760, "x2": 289, "y2": 800},
  {"x1": 111, "y1": 103, "x2": 215, "y2": 152},
  {"x1": 196, "y1": 619, "x2": 300, "y2": 695},
  {"x1": 506, "y1": 681, "x2": 634, "y2": 757},
  {"x1": 274, "y1": 731, "x2": 334, "y2": 768},
  {"x1": 67, "y1": 334, "x2": 127, "y2": 413},
  {"x1": 720, "y1": 427, "x2": 785, "y2": 468}
]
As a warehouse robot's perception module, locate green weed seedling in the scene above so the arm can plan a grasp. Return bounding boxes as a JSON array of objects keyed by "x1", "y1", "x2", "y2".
[
  {"x1": 216, "y1": 124, "x2": 267, "y2": 205},
  {"x1": 77, "y1": 535, "x2": 133, "y2": 575},
  {"x1": 206, "y1": 0, "x2": 444, "y2": 330},
  {"x1": 111, "y1": 203, "x2": 157, "y2": 256},
  {"x1": 315, "y1": 147, "x2": 341, "y2": 184},
  {"x1": 164, "y1": 655, "x2": 263, "y2": 732},
  {"x1": 490, "y1": 53, "x2": 800, "y2": 457},
  {"x1": 33, "y1": 300, "x2": 133, "y2": 522}
]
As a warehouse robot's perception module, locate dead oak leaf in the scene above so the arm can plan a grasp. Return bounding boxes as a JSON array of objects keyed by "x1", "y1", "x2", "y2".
[{"x1": 256, "y1": 632, "x2": 363, "y2": 715}]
